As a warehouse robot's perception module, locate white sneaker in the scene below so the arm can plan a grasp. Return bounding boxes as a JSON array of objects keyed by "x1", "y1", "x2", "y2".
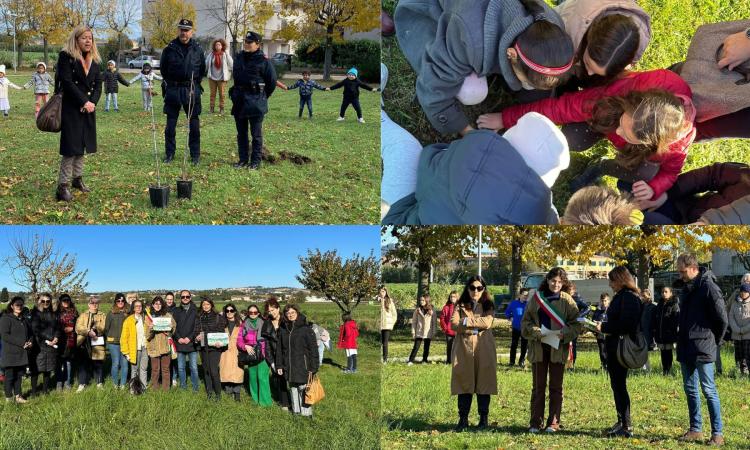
[
  {"x1": 358, "y1": 118, "x2": 365, "y2": 123},
  {"x1": 528, "y1": 427, "x2": 540, "y2": 434},
  {"x1": 337, "y1": 117, "x2": 345, "y2": 121},
  {"x1": 76, "y1": 385, "x2": 86, "y2": 393},
  {"x1": 172, "y1": 380, "x2": 178, "y2": 387},
  {"x1": 407, "y1": 362, "x2": 413, "y2": 366},
  {"x1": 96, "y1": 383, "x2": 103, "y2": 389}
]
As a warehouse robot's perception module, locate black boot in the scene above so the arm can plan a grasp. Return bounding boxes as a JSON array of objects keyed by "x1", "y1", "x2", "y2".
[
  {"x1": 477, "y1": 414, "x2": 489, "y2": 430},
  {"x1": 352, "y1": 354, "x2": 358, "y2": 373},
  {"x1": 56, "y1": 183, "x2": 72, "y2": 202},
  {"x1": 455, "y1": 416, "x2": 469, "y2": 432},
  {"x1": 72, "y1": 177, "x2": 91, "y2": 192},
  {"x1": 233, "y1": 392, "x2": 240, "y2": 402}
]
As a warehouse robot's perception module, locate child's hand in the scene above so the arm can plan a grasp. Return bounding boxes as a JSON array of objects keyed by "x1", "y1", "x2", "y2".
[
  {"x1": 637, "y1": 192, "x2": 667, "y2": 211},
  {"x1": 632, "y1": 181, "x2": 654, "y2": 201},
  {"x1": 476, "y1": 112, "x2": 504, "y2": 131}
]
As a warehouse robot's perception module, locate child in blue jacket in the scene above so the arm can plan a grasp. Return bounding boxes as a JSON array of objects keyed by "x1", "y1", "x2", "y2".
[
  {"x1": 505, "y1": 289, "x2": 529, "y2": 367},
  {"x1": 287, "y1": 71, "x2": 326, "y2": 119}
]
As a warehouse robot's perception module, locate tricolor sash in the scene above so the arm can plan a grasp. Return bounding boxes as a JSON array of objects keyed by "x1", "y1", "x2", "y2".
[{"x1": 533, "y1": 291, "x2": 565, "y2": 328}]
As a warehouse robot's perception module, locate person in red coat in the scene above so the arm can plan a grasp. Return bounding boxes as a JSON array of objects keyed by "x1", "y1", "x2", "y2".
[
  {"x1": 477, "y1": 69, "x2": 696, "y2": 203},
  {"x1": 338, "y1": 313, "x2": 359, "y2": 374},
  {"x1": 440, "y1": 291, "x2": 459, "y2": 365}
]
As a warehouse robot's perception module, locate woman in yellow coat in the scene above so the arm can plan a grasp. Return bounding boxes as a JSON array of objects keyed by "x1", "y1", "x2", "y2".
[
  {"x1": 120, "y1": 300, "x2": 150, "y2": 387},
  {"x1": 450, "y1": 275, "x2": 498, "y2": 432},
  {"x1": 521, "y1": 267, "x2": 582, "y2": 433}
]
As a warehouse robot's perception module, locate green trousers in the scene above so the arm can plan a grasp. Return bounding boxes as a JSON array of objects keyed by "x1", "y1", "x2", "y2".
[{"x1": 247, "y1": 360, "x2": 272, "y2": 406}]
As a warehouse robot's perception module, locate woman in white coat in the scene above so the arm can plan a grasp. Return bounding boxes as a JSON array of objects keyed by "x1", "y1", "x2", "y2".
[{"x1": 205, "y1": 38, "x2": 233, "y2": 114}]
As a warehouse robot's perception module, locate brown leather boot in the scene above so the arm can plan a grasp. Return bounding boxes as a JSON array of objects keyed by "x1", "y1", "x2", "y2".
[
  {"x1": 708, "y1": 435, "x2": 725, "y2": 446},
  {"x1": 678, "y1": 431, "x2": 704, "y2": 442},
  {"x1": 72, "y1": 177, "x2": 90, "y2": 192},
  {"x1": 56, "y1": 183, "x2": 72, "y2": 202}
]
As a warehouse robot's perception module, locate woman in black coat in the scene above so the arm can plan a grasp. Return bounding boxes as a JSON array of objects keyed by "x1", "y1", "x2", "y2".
[
  {"x1": 278, "y1": 304, "x2": 319, "y2": 417},
  {"x1": 261, "y1": 296, "x2": 290, "y2": 409},
  {"x1": 597, "y1": 267, "x2": 643, "y2": 438},
  {"x1": 0, "y1": 297, "x2": 33, "y2": 403},
  {"x1": 194, "y1": 297, "x2": 227, "y2": 400},
  {"x1": 56, "y1": 25, "x2": 103, "y2": 202},
  {"x1": 30, "y1": 293, "x2": 61, "y2": 395},
  {"x1": 651, "y1": 286, "x2": 680, "y2": 375}
]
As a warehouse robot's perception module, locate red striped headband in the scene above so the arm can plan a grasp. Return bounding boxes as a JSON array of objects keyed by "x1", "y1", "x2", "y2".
[{"x1": 513, "y1": 43, "x2": 573, "y2": 76}]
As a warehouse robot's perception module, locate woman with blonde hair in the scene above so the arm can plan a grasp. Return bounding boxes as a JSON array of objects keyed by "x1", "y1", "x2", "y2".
[
  {"x1": 55, "y1": 25, "x2": 102, "y2": 203},
  {"x1": 205, "y1": 38, "x2": 233, "y2": 114}
]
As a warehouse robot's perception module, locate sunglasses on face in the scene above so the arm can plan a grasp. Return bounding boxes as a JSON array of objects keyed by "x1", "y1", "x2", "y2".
[
  {"x1": 116, "y1": 299, "x2": 125, "y2": 303},
  {"x1": 226, "y1": 309, "x2": 235, "y2": 313},
  {"x1": 40, "y1": 300, "x2": 50, "y2": 304},
  {"x1": 468, "y1": 285, "x2": 484, "y2": 292},
  {"x1": 181, "y1": 295, "x2": 191, "y2": 299}
]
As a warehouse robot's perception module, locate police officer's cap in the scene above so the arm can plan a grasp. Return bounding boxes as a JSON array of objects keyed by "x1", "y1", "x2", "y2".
[
  {"x1": 177, "y1": 19, "x2": 193, "y2": 30},
  {"x1": 244, "y1": 31, "x2": 262, "y2": 43}
]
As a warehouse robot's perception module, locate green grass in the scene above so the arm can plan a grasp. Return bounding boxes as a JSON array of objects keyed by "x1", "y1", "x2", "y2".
[
  {"x1": 0, "y1": 303, "x2": 381, "y2": 449},
  {"x1": 381, "y1": 0, "x2": 750, "y2": 212},
  {"x1": 381, "y1": 327, "x2": 750, "y2": 449},
  {"x1": 0, "y1": 72, "x2": 380, "y2": 224},
  {"x1": 386, "y1": 283, "x2": 508, "y2": 309}
]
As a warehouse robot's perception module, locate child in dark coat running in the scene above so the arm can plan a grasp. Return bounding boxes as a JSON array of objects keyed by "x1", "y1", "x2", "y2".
[
  {"x1": 337, "y1": 313, "x2": 359, "y2": 373},
  {"x1": 287, "y1": 71, "x2": 326, "y2": 119},
  {"x1": 327, "y1": 68, "x2": 377, "y2": 123}
]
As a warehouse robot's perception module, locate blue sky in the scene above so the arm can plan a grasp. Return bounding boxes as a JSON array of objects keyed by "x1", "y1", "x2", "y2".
[{"x1": 0, "y1": 226, "x2": 379, "y2": 292}]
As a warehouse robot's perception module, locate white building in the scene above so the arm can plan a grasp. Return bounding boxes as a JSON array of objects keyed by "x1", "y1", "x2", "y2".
[
  {"x1": 142, "y1": 0, "x2": 296, "y2": 55},
  {"x1": 712, "y1": 249, "x2": 750, "y2": 277}
]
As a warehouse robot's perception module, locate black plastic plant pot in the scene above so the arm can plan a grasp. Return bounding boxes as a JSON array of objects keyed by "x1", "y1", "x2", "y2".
[
  {"x1": 176, "y1": 179, "x2": 193, "y2": 199},
  {"x1": 149, "y1": 185, "x2": 170, "y2": 208}
]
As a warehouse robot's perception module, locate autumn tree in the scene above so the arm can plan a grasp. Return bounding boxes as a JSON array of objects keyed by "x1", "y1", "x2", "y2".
[
  {"x1": 207, "y1": 0, "x2": 275, "y2": 55},
  {"x1": 2, "y1": 234, "x2": 89, "y2": 299},
  {"x1": 278, "y1": 0, "x2": 379, "y2": 80},
  {"x1": 0, "y1": 0, "x2": 39, "y2": 68},
  {"x1": 297, "y1": 249, "x2": 379, "y2": 313},
  {"x1": 106, "y1": 0, "x2": 140, "y2": 61},
  {"x1": 63, "y1": 0, "x2": 113, "y2": 29},
  {"x1": 142, "y1": 0, "x2": 196, "y2": 49},
  {"x1": 382, "y1": 226, "x2": 472, "y2": 305}
]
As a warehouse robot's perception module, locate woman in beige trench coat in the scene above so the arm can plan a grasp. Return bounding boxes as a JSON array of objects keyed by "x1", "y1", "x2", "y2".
[{"x1": 450, "y1": 275, "x2": 498, "y2": 432}]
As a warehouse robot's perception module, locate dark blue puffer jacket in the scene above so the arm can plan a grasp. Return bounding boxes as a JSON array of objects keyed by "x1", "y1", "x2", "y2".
[{"x1": 382, "y1": 129, "x2": 558, "y2": 224}]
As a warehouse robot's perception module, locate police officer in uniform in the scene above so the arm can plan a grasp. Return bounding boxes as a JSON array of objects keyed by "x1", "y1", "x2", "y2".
[
  {"x1": 159, "y1": 19, "x2": 206, "y2": 164},
  {"x1": 230, "y1": 31, "x2": 277, "y2": 169}
]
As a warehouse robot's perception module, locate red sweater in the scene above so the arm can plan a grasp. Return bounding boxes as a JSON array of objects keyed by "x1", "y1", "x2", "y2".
[
  {"x1": 337, "y1": 320, "x2": 359, "y2": 349},
  {"x1": 502, "y1": 70, "x2": 696, "y2": 200},
  {"x1": 440, "y1": 303, "x2": 456, "y2": 337}
]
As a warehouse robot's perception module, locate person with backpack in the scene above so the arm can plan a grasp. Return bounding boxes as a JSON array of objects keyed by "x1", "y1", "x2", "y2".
[
  {"x1": 596, "y1": 266, "x2": 642, "y2": 438},
  {"x1": 338, "y1": 313, "x2": 359, "y2": 374},
  {"x1": 237, "y1": 304, "x2": 271, "y2": 406}
]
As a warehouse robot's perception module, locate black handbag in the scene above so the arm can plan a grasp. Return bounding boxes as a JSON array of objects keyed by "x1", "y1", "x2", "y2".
[{"x1": 238, "y1": 342, "x2": 263, "y2": 367}]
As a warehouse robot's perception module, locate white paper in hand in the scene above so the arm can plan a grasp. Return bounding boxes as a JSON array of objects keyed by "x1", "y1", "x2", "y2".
[{"x1": 540, "y1": 325, "x2": 560, "y2": 349}]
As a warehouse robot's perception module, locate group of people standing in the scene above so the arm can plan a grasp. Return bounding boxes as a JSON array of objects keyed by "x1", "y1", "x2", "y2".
[
  {"x1": 48, "y1": 19, "x2": 377, "y2": 202},
  {"x1": 0, "y1": 291, "x2": 322, "y2": 417},
  {"x1": 444, "y1": 255, "x2": 729, "y2": 445}
]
